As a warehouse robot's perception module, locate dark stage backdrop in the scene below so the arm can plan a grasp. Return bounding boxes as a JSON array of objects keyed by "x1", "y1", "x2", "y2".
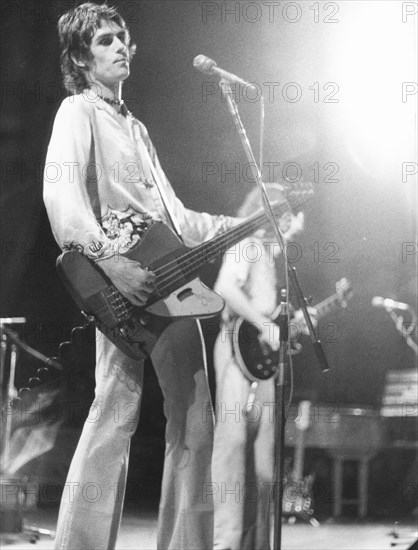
[{"x1": 1, "y1": 0, "x2": 416, "y2": 514}]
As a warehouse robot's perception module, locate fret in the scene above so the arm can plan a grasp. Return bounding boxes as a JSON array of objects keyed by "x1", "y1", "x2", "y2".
[
  {"x1": 315, "y1": 294, "x2": 340, "y2": 319},
  {"x1": 153, "y1": 183, "x2": 313, "y2": 298},
  {"x1": 169, "y1": 200, "x2": 293, "y2": 283}
]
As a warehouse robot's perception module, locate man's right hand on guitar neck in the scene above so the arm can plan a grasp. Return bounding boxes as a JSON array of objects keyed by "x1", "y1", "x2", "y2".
[{"x1": 98, "y1": 256, "x2": 156, "y2": 307}]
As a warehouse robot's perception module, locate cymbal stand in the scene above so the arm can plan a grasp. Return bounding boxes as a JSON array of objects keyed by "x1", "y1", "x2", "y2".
[
  {"x1": 1, "y1": 318, "x2": 26, "y2": 469},
  {"x1": 0, "y1": 318, "x2": 56, "y2": 544}
]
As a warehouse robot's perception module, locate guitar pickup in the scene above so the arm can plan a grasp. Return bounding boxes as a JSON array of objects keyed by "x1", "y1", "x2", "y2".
[{"x1": 176, "y1": 288, "x2": 193, "y2": 302}]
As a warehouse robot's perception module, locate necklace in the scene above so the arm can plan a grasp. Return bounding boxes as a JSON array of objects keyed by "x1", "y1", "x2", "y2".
[
  {"x1": 98, "y1": 95, "x2": 129, "y2": 117},
  {"x1": 98, "y1": 95, "x2": 124, "y2": 107}
]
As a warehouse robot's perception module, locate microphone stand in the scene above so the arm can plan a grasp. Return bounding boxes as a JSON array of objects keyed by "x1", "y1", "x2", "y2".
[
  {"x1": 274, "y1": 289, "x2": 289, "y2": 549},
  {"x1": 219, "y1": 79, "x2": 331, "y2": 550},
  {"x1": 385, "y1": 307, "x2": 418, "y2": 356}
]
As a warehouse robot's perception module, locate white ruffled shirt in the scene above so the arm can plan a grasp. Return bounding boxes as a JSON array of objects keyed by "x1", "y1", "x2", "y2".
[{"x1": 44, "y1": 91, "x2": 232, "y2": 263}]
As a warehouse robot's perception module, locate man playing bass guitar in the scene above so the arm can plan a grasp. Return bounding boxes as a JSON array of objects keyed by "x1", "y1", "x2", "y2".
[{"x1": 43, "y1": 4, "x2": 238, "y2": 549}]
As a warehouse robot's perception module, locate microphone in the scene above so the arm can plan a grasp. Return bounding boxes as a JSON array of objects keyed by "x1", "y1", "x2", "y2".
[
  {"x1": 193, "y1": 54, "x2": 256, "y2": 90},
  {"x1": 371, "y1": 296, "x2": 411, "y2": 311}
]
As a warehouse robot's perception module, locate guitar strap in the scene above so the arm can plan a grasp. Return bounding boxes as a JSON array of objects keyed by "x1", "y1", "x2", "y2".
[{"x1": 135, "y1": 123, "x2": 184, "y2": 242}]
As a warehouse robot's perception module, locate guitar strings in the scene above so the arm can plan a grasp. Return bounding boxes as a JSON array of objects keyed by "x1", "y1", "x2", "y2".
[
  {"x1": 152, "y1": 198, "x2": 300, "y2": 295},
  {"x1": 105, "y1": 208, "x2": 272, "y2": 313},
  {"x1": 312, "y1": 293, "x2": 341, "y2": 318},
  {"x1": 157, "y1": 186, "x2": 310, "y2": 284},
  {"x1": 154, "y1": 208, "x2": 279, "y2": 293},
  {"x1": 154, "y1": 211, "x2": 266, "y2": 291},
  {"x1": 104, "y1": 190, "x2": 309, "y2": 320}
]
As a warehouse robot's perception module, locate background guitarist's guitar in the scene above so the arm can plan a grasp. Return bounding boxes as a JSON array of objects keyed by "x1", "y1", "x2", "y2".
[
  {"x1": 56, "y1": 182, "x2": 313, "y2": 361},
  {"x1": 283, "y1": 400, "x2": 317, "y2": 524},
  {"x1": 232, "y1": 278, "x2": 353, "y2": 381}
]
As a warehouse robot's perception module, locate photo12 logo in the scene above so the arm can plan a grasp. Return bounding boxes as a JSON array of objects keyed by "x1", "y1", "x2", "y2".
[{"x1": 201, "y1": 2, "x2": 340, "y2": 25}]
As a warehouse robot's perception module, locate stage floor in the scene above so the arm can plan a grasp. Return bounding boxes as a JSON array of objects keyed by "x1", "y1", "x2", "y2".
[{"x1": 2, "y1": 505, "x2": 417, "y2": 550}]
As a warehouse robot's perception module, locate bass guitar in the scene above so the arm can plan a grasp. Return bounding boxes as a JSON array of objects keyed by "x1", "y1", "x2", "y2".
[
  {"x1": 56, "y1": 182, "x2": 313, "y2": 361},
  {"x1": 232, "y1": 278, "x2": 353, "y2": 381}
]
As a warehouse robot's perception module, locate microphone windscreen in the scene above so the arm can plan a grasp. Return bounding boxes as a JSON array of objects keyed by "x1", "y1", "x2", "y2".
[{"x1": 193, "y1": 55, "x2": 217, "y2": 75}]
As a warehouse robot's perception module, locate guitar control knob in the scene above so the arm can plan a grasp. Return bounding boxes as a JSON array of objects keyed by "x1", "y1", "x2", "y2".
[
  {"x1": 140, "y1": 314, "x2": 150, "y2": 326},
  {"x1": 119, "y1": 326, "x2": 130, "y2": 339},
  {"x1": 256, "y1": 364, "x2": 263, "y2": 370}
]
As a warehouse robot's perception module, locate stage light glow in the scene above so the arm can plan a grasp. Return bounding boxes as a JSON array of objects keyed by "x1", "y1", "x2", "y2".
[{"x1": 327, "y1": 1, "x2": 417, "y2": 183}]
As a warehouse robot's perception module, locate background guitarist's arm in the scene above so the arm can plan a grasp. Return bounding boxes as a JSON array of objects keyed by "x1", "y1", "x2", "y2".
[
  {"x1": 215, "y1": 256, "x2": 279, "y2": 351},
  {"x1": 290, "y1": 308, "x2": 318, "y2": 340}
]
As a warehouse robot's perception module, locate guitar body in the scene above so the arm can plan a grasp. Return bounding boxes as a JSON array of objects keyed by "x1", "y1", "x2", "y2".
[
  {"x1": 232, "y1": 316, "x2": 280, "y2": 382},
  {"x1": 57, "y1": 223, "x2": 225, "y2": 361},
  {"x1": 282, "y1": 468, "x2": 316, "y2": 520},
  {"x1": 232, "y1": 278, "x2": 353, "y2": 381}
]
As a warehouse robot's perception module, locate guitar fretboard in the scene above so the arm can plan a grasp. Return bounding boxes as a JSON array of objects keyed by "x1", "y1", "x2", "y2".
[
  {"x1": 314, "y1": 293, "x2": 342, "y2": 320},
  {"x1": 154, "y1": 186, "x2": 312, "y2": 296}
]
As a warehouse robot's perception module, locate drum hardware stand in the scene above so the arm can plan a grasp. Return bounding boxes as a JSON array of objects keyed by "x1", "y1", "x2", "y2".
[
  {"x1": 384, "y1": 306, "x2": 418, "y2": 356},
  {"x1": 1, "y1": 318, "x2": 56, "y2": 544},
  {"x1": 219, "y1": 78, "x2": 331, "y2": 549}
]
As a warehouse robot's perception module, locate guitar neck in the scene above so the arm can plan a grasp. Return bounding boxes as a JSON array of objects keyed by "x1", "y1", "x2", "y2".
[
  {"x1": 292, "y1": 400, "x2": 311, "y2": 482},
  {"x1": 313, "y1": 293, "x2": 341, "y2": 320},
  {"x1": 292, "y1": 430, "x2": 306, "y2": 482},
  {"x1": 174, "y1": 201, "x2": 292, "y2": 280},
  {"x1": 153, "y1": 185, "x2": 312, "y2": 297}
]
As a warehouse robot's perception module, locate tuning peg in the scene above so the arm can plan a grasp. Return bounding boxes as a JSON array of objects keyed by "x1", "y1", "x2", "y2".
[
  {"x1": 37, "y1": 367, "x2": 49, "y2": 379},
  {"x1": 28, "y1": 377, "x2": 41, "y2": 388}
]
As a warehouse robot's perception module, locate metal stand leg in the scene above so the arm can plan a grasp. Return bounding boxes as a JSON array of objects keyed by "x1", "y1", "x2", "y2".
[
  {"x1": 1, "y1": 320, "x2": 57, "y2": 545},
  {"x1": 358, "y1": 458, "x2": 369, "y2": 519},
  {"x1": 332, "y1": 457, "x2": 344, "y2": 518}
]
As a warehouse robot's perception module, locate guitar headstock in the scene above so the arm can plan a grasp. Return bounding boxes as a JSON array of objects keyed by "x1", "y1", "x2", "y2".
[
  {"x1": 283, "y1": 180, "x2": 314, "y2": 211},
  {"x1": 335, "y1": 277, "x2": 353, "y2": 308}
]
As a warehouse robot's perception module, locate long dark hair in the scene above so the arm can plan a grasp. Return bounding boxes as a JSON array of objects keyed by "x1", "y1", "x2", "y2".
[{"x1": 58, "y1": 2, "x2": 136, "y2": 94}]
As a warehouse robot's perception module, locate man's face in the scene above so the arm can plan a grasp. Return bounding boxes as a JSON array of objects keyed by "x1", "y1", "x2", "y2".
[{"x1": 86, "y1": 20, "x2": 130, "y2": 90}]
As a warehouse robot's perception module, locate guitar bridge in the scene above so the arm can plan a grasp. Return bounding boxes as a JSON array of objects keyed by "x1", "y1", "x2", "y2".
[{"x1": 102, "y1": 286, "x2": 134, "y2": 323}]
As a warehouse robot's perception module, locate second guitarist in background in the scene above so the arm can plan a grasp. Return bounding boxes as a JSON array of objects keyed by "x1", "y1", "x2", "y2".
[{"x1": 212, "y1": 184, "x2": 315, "y2": 550}]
